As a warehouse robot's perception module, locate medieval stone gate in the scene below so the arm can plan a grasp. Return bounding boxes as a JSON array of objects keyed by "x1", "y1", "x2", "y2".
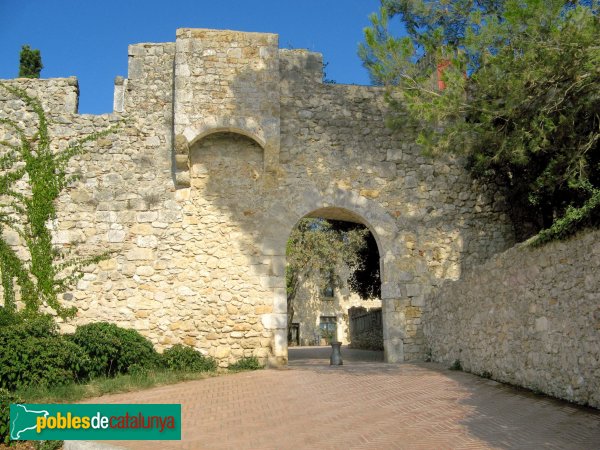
[{"x1": 1, "y1": 28, "x2": 514, "y2": 366}]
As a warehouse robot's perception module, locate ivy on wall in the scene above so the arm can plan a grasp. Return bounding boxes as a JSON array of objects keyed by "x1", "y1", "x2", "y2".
[{"x1": 0, "y1": 83, "x2": 118, "y2": 319}]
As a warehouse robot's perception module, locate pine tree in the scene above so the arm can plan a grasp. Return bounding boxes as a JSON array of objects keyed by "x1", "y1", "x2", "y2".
[
  {"x1": 18, "y1": 45, "x2": 43, "y2": 79},
  {"x1": 360, "y1": 0, "x2": 600, "y2": 243}
]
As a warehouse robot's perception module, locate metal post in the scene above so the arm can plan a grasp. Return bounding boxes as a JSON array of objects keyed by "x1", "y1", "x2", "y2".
[{"x1": 330, "y1": 341, "x2": 343, "y2": 365}]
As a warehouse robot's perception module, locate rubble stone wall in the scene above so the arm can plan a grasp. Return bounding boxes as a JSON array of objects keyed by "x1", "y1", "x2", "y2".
[
  {"x1": 424, "y1": 229, "x2": 600, "y2": 408},
  {"x1": 0, "y1": 28, "x2": 515, "y2": 367}
]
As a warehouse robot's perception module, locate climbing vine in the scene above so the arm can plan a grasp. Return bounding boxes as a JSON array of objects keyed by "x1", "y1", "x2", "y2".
[{"x1": 0, "y1": 82, "x2": 117, "y2": 319}]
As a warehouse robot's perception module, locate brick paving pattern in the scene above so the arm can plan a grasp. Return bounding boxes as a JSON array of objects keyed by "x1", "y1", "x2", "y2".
[{"x1": 78, "y1": 347, "x2": 600, "y2": 450}]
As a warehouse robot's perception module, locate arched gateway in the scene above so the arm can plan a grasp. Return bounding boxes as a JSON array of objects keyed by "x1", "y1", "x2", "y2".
[
  {"x1": 0, "y1": 28, "x2": 514, "y2": 367},
  {"x1": 261, "y1": 195, "x2": 407, "y2": 364}
]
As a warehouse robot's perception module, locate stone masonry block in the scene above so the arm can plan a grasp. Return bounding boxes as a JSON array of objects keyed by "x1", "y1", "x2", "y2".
[{"x1": 261, "y1": 314, "x2": 287, "y2": 330}]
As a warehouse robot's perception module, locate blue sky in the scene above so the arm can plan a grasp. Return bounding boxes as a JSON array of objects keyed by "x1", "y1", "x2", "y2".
[{"x1": 0, "y1": 0, "x2": 398, "y2": 114}]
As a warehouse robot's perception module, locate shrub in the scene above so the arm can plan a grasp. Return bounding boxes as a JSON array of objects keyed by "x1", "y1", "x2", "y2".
[
  {"x1": 228, "y1": 356, "x2": 263, "y2": 372},
  {"x1": 0, "y1": 307, "x2": 21, "y2": 328},
  {"x1": 17, "y1": 314, "x2": 57, "y2": 337},
  {"x1": 0, "y1": 388, "x2": 23, "y2": 444},
  {"x1": 0, "y1": 325, "x2": 90, "y2": 391},
  {"x1": 34, "y1": 441, "x2": 63, "y2": 450},
  {"x1": 449, "y1": 359, "x2": 463, "y2": 371},
  {"x1": 481, "y1": 371, "x2": 492, "y2": 380},
  {"x1": 0, "y1": 313, "x2": 56, "y2": 338},
  {"x1": 70, "y1": 323, "x2": 158, "y2": 378},
  {"x1": 160, "y1": 345, "x2": 217, "y2": 372}
]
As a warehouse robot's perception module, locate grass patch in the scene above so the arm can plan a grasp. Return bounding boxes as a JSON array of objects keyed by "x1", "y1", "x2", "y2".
[
  {"x1": 0, "y1": 441, "x2": 62, "y2": 450},
  {"x1": 15, "y1": 369, "x2": 217, "y2": 404}
]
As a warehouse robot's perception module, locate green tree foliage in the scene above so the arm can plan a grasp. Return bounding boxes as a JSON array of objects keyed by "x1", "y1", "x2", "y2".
[
  {"x1": 360, "y1": 0, "x2": 600, "y2": 243},
  {"x1": 332, "y1": 220, "x2": 381, "y2": 299},
  {"x1": 19, "y1": 45, "x2": 43, "y2": 79},
  {"x1": 0, "y1": 83, "x2": 116, "y2": 318},
  {"x1": 286, "y1": 218, "x2": 369, "y2": 326}
]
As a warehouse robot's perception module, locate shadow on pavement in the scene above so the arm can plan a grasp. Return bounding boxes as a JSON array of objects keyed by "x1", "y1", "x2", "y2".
[{"x1": 288, "y1": 345, "x2": 384, "y2": 367}]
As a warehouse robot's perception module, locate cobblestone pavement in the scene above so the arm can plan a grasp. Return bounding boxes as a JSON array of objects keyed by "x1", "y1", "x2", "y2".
[{"x1": 73, "y1": 347, "x2": 600, "y2": 450}]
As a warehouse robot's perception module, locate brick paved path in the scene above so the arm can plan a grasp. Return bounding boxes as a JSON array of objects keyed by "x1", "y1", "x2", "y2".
[{"x1": 74, "y1": 347, "x2": 600, "y2": 450}]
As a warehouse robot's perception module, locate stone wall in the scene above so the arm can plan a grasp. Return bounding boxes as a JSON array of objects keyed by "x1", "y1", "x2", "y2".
[
  {"x1": 275, "y1": 54, "x2": 514, "y2": 362},
  {"x1": 0, "y1": 28, "x2": 516, "y2": 367},
  {"x1": 424, "y1": 229, "x2": 600, "y2": 408},
  {"x1": 349, "y1": 307, "x2": 383, "y2": 351}
]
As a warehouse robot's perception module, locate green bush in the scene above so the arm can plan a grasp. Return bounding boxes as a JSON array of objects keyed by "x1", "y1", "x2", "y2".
[
  {"x1": 70, "y1": 323, "x2": 158, "y2": 378},
  {"x1": 449, "y1": 359, "x2": 463, "y2": 371},
  {"x1": 0, "y1": 325, "x2": 90, "y2": 391},
  {"x1": 0, "y1": 313, "x2": 56, "y2": 338},
  {"x1": 16, "y1": 314, "x2": 57, "y2": 337},
  {"x1": 228, "y1": 356, "x2": 263, "y2": 372},
  {"x1": 0, "y1": 316, "x2": 89, "y2": 391},
  {"x1": 160, "y1": 344, "x2": 217, "y2": 372},
  {"x1": 0, "y1": 388, "x2": 23, "y2": 444},
  {"x1": 0, "y1": 307, "x2": 21, "y2": 328},
  {"x1": 34, "y1": 441, "x2": 64, "y2": 450}
]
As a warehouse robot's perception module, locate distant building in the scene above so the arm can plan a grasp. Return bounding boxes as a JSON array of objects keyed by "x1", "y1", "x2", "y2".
[{"x1": 290, "y1": 266, "x2": 381, "y2": 346}]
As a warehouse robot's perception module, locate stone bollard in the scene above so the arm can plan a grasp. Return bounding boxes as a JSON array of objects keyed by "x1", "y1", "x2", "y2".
[{"x1": 330, "y1": 341, "x2": 343, "y2": 365}]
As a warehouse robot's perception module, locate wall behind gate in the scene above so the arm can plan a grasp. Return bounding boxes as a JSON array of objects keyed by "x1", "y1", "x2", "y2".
[{"x1": 424, "y1": 229, "x2": 600, "y2": 408}]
